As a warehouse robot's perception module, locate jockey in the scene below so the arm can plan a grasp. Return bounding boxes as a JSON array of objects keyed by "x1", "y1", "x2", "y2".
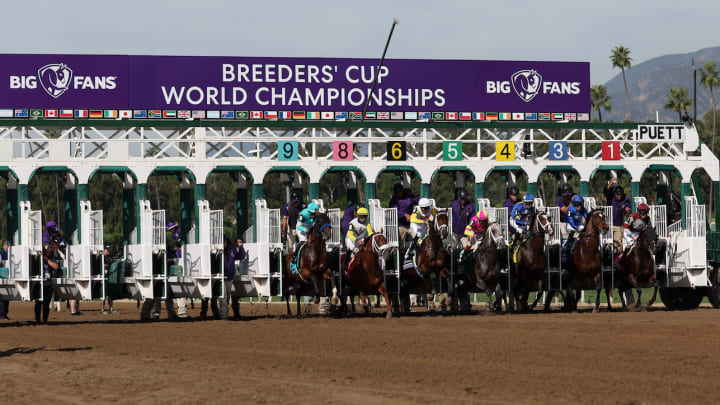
[
  {"x1": 42, "y1": 221, "x2": 65, "y2": 247},
  {"x1": 281, "y1": 190, "x2": 306, "y2": 250},
  {"x1": 294, "y1": 202, "x2": 320, "y2": 252},
  {"x1": 562, "y1": 195, "x2": 588, "y2": 260},
  {"x1": 509, "y1": 194, "x2": 535, "y2": 244},
  {"x1": 503, "y1": 186, "x2": 520, "y2": 234},
  {"x1": 457, "y1": 210, "x2": 489, "y2": 263},
  {"x1": 622, "y1": 203, "x2": 652, "y2": 253},
  {"x1": 404, "y1": 198, "x2": 437, "y2": 261},
  {"x1": 345, "y1": 207, "x2": 373, "y2": 260}
]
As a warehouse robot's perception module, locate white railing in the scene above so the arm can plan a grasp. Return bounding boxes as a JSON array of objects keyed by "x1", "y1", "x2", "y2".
[
  {"x1": 81, "y1": 201, "x2": 103, "y2": 252},
  {"x1": 255, "y1": 199, "x2": 281, "y2": 246},
  {"x1": 197, "y1": 200, "x2": 223, "y2": 250},
  {"x1": 584, "y1": 197, "x2": 597, "y2": 212},
  {"x1": 546, "y1": 207, "x2": 562, "y2": 246},
  {"x1": 327, "y1": 208, "x2": 342, "y2": 248}
]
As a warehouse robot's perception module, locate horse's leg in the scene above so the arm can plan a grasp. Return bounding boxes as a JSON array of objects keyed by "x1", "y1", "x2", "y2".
[
  {"x1": 330, "y1": 272, "x2": 339, "y2": 306},
  {"x1": 646, "y1": 286, "x2": 659, "y2": 308},
  {"x1": 310, "y1": 273, "x2": 321, "y2": 305},
  {"x1": 295, "y1": 290, "x2": 302, "y2": 319},
  {"x1": 605, "y1": 288, "x2": 613, "y2": 311},
  {"x1": 379, "y1": 284, "x2": 393, "y2": 319},
  {"x1": 284, "y1": 287, "x2": 293, "y2": 317},
  {"x1": 636, "y1": 288, "x2": 643, "y2": 307},
  {"x1": 543, "y1": 290, "x2": 554, "y2": 313}
]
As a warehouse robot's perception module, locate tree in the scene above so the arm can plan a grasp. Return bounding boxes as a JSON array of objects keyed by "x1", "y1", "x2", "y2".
[
  {"x1": 590, "y1": 84, "x2": 612, "y2": 122},
  {"x1": 664, "y1": 87, "x2": 693, "y2": 121},
  {"x1": 699, "y1": 61, "x2": 719, "y2": 153},
  {"x1": 610, "y1": 45, "x2": 633, "y2": 121}
]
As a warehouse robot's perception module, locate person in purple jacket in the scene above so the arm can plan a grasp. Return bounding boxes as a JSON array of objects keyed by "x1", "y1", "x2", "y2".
[
  {"x1": 282, "y1": 190, "x2": 306, "y2": 251},
  {"x1": 556, "y1": 184, "x2": 574, "y2": 239},
  {"x1": 340, "y1": 203, "x2": 358, "y2": 238},
  {"x1": 202, "y1": 236, "x2": 247, "y2": 320},
  {"x1": 603, "y1": 178, "x2": 632, "y2": 248},
  {"x1": 450, "y1": 189, "x2": 475, "y2": 247},
  {"x1": 390, "y1": 184, "x2": 420, "y2": 247},
  {"x1": 503, "y1": 186, "x2": 520, "y2": 234}
]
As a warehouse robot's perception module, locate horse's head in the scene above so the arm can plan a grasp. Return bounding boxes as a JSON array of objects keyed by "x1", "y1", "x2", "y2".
[
  {"x1": 369, "y1": 232, "x2": 391, "y2": 260},
  {"x1": 589, "y1": 210, "x2": 609, "y2": 234},
  {"x1": 534, "y1": 211, "x2": 553, "y2": 236},
  {"x1": 486, "y1": 223, "x2": 507, "y2": 249},
  {"x1": 313, "y1": 213, "x2": 332, "y2": 241},
  {"x1": 433, "y1": 212, "x2": 450, "y2": 239}
]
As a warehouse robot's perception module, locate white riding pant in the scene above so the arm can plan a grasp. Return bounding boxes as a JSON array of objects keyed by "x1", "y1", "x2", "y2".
[
  {"x1": 623, "y1": 229, "x2": 638, "y2": 249},
  {"x1": 297, "y1": 229, "x2": 309, "y2": 243},
  {"x1": 410, "y1": 222, "x2": 428, "y2": 239},
  {"x1": 345, "y1": 237, "x2": 359, "y2": 252}
]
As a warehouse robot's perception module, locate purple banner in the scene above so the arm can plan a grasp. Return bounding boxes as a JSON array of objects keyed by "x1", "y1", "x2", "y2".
[{"x1": 0, "y1": 54, "x2": 590, "y2": 112}]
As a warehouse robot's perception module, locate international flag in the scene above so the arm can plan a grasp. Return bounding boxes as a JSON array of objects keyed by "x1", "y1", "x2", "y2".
[
  {"x1": 235, "y1": 111, "x2": 249, "y2": 119},
  {"x1": 445, "y1": 112, "x2": 457, "y2": 120},
  {"x1": 306, "y1": 112, "x2": 320, "y2": 120},
  {"x1": 163, "y1": 110, "x2": 176, "y2": 119},
  {"x1": 525, "y1": 113, "x2": 537, "y2": 120},
  {"x1": 459, "y1": 112, "x2": 471, "y2": 120},
  {"x1": 133, "y1": 110, "x2": 147, "y2": 119},
  {"x1": 14, "y1": 109, "x2": 29, "y2": 118},
  {"x1": 512, "y1": 112, "x2": 524, "y2": 120},
  {"x1": 119, "y1": 110, "x2": 133, "y2": 119},
  {"x1": 418, "y1": 112, "x2": 431, "y2": 120},
  {"x1": 552, "y1": 113, "x2": 564, "y2": 120},
  {"x1": 486, "y1": 113, "x2": 498, "y2": 120},
  {"x1": 44, "y1": 109, "x2": 58, "y2": 118},
  {"x1": 89, "y1": 110, "x2": 104, "y2": 118},
  {"x1": 206, "y1": 111, "x2": 220, "y2": 119},
  {"x1": 577, "y1": 112, "x2": 590, "y2": 121},
  {"x1": 279, "y1": 111, "x2": 291, "y2": 120},
  {"x1": 404, "y1": 112, "x2": 418, "y2": 120},
  {"x1": 391, "y1": 112, "x2": 403, "y2": 120},
  {"x1": 0, "y1": 109, "x2": 12, "y2": 118},
  {"x1": 350, "y1": 112, "x2": 363, "y2": 120},
  {"x1": 334, "y1": 111, "x2": 348, "y2": 120},
  {"x1": 191, "y1": 110, "x2": 205, "y2": 119},
  {"x1": 30, "y1": 109, "x2": 43, "y2": 118},
  {"x1": 178, "y1": 110, "x2": 191, "y2": 119},
  {"x1": 539, "y1": 113, "x2": 551, "y2": 121},
  {"x1": 321, "y1": 111, "x2": 333, "y2": 120},
  {"x1": 221, "y1": 111, "x2": 234, "y2": 119},
  {"x1": 293, "y1": 111, "x2": 305, "y2": 119},
  {"x1": 377, "y1": 112, "x2": 390, "y2": 120},
  {"x1": 104, "y1": 110, "x2": 118, "y2": 119},
  {"x1": 148, "y1": 110, "x2": 162, "y2": 119},
  {"x1": 250, "y1": 111, "x2": 263, "y2": 119},
  {"x1": 59, "y1": 109, "x2": 74, "y2": 118},
  {"x1": 432, "y1": 112, "x2": 444, "y2": 120},
  {"x1": 472, "y1": 112, "x2": 485, "y2": 120},
  {"x1": 564, "y1": 113, "x2": 576, "y2": 121},
  {"x1": 364, "y1": 112, "x2": 376, "y2": 119},
  {"x1": 499, "y1": 112, "x2": 511, "y2": 120}
]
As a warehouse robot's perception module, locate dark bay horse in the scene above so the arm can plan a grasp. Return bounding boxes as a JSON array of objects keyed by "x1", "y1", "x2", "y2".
[
  {"x1": 401, "y1": 212, "x2": 451, "y2": 312},
  {"x1": 283, "y1": 213, "x2": 336, "y2": 317},
  {"x1": 617, "y1": 226, "x2": 657, "y2": 310},
  {"x1": 471, "y1": 222, "x2": 507, "y2": 312},
  {"x1": 342, "y1": 233, "x2": 393, "y2": 318},
  {"x1": 512, "y1": 212, "x2": 553, "y2": 312},
  {"x1": 565, "y1": 210, "x2": 609, "y2": 312}
]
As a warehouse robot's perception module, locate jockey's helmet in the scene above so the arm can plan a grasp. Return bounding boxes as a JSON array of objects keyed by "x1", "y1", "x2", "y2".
[
  {"x1": 477, "y1": 210, "x2": 488, "y2": 222},
  {"x1": 522, "y1": 194, "x2": 535, "y2": 203},
  {"x1": 418, "y1": 198, "x2": 432, "y2": 208},
  {"x1": 637, "y1": 203, "x2": 650, "y2": 216},
  {"x1": 46, "y1": 221, "x2": 58, "y2": 230},
  {"x1": 167, "y1": 222, "x2": 178, "y2": 231},
  {"x1": 307, "y1": 202, "x2": 320, "y2": 213},
  {"x1": 571, "y1": 194, "x2": 584, "y2": 207},
  {"x1": 356, "y1": 207, "x2": 369, "y2": 216},
  {"x1": 507, "y1": 185, "x2": 519, "y2": 197}
]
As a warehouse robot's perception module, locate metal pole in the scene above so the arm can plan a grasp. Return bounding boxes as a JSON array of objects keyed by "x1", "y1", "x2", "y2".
[
  {"x1": 693, "y1": 57, "x2": 697, "y2": 122},
  {"x1": 361, "y1": 19, "x2": 399, "y2": 122}
]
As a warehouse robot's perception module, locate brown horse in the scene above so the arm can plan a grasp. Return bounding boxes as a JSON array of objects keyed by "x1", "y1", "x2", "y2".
[
  {"x1": 471, "y1": 222, "x2": 508, "y2": 312},
  {"x1": 401, "y1": 212, "x2": 451, "y2": 312},
  {"x1": 283, "y1": 213, "x2": 336, "y2": 318},
  {"x1": 342, "y1": 233, "x2": 393, "y2": 318},
  {"x1": 565, "y1": 210, "x2": 609, "y2": 312},
  {"x1": 617, "y1": 226, "x2": 657, "y2": 309},
  {"x1": 512, "y1": 211, "x2": 553, "y2": 312}
]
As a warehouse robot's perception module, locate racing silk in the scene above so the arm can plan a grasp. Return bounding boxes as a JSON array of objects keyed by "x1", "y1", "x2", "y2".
[
  {"x1": 340, "y1": 206, "x2": 355, "y2": 237},
  {"x1": 510, "y1": 202, "x2": 535, "y2": 230},
  {"x1": 42, "y1": 229, "x2": 65, "y2": 245},
  {"x1": 604, "y1": 188, "x2": 631, "y2": 226},
  {"x1": 450, "y1": 199, "x2": 475, "y2": 236},
  {"x1": 624, "y1": 212, "x2": 651, "y2": 232},
  {"x1": 566, "y1": 205, "x2": 588, "y2": 231},
  {"x1": 346, "y1": 217, "x2": 373, "y2": 242},
  {"x1": 503, "y1": 198, "x2": 517, "y2": 233},
  {"x1": 464, "y1": 216, "x2": 487, "y2": 239},
  {"x1": 410, "y1": 206, "x2": 438, "y2": 224},
  {"x1": 296, "y1": 208, "x2": 316, "y2": 233},
  {"x1": 282, "y1": 202, "x2": 306, "y2": 229},
  {"x1": 395, "y1": 196, "x2": 420, "y2": 228}
]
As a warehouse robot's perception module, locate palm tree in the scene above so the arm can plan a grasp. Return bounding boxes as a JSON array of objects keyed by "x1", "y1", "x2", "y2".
[
  {"x1": 664, "y1": 87, "x2": 693, "y2": 121},
  {"x1": 699, "y1": 61, "x2": 719, "y2": 153},
  {"x1": 591, "y1": 84, "x2": 612, "y2": 122},
  {"x1": 610, "y1": 46, "x2": 633, "y2": 121}
]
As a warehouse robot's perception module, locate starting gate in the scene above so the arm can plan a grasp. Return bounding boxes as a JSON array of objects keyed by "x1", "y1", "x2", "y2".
[
  {"x1": 544, "y1": 205, "x2": 562, "y2": 290},
  {"x1": 55, "y1": 201, "x2": 105, "y2": 300},
  {"x1": 0, "y1": 202, "x2": 43, "y2": 301},
  {"x1": 125, "y1": 201, "x2": 166, "y2": 299},
  {"x1": 368, "y1": 199, "x2": 400, "y2": 296},
  {"x1": 585, "y1": 197, "x2": 614, "y2": 289},
  {"x1": 240, "y1": 199, "x2": 282, "y2": 297},
  {"x1": 477, "y1": 198, "x2": 509, "y2": 270},
  {"x1": 668, "y1": 197, "x2": 708, "y2": 287}
]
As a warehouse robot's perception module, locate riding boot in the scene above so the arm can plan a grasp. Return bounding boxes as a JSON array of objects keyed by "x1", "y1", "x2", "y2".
[{"x1": 404, "y1": 237, "x2": 418, "y2": 261}]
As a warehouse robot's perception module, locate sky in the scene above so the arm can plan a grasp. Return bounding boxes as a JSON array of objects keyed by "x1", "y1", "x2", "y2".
[{"x1": 1, "y1": 0, "x2": 718, "y2": 84}]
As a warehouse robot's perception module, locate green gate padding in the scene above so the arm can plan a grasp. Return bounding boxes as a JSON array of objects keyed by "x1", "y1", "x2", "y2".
[
  {"x1": 168, "y1": 265, "x2": 184, "y2": 277},
  {"x1": 106, "y1": 260, "x2": 125, "y2": 299},
  {"x1": 0, "y1": 268, "x2": 8, "y2": 279}
]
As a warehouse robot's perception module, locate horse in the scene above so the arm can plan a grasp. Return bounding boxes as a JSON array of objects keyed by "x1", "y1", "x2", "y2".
[
  {"x1": 468, "y1": 222, "x2": 508, "y2": 312},
  {"x1": 617, "y1": 225, "x2": 657, "y2": 310},
  {"x1": 512, "y1": 211, "x2": 554, "y2": 312},
  {"x1": 282, "y1": 213, "x2": 337, "y2": 318},
  {"x1": 400, "y1": 212, "x2": 451, "y2": 313},
  {"x1": 564, "y1": 210, "x2": 609, "y2": 312},
  {"x1": 342, "y1": 232, "x2": 393, "y2": 318}
]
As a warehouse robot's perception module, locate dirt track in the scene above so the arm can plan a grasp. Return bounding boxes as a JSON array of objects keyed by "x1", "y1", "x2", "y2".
[{"x1": 1, "y1": 301, "x2": 719, "y2": 404}]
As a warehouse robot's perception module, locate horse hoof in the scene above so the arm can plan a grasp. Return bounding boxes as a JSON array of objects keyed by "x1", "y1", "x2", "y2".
[
  {"x1": 385, "y1": 312, "x2": 393, "y2": 319},
  {"x1": 331, "y1": 297, "x2": 339, "y2": 306},
  {"x1": 313, "y1": 297, "x2": 320, "y2": 305}
]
